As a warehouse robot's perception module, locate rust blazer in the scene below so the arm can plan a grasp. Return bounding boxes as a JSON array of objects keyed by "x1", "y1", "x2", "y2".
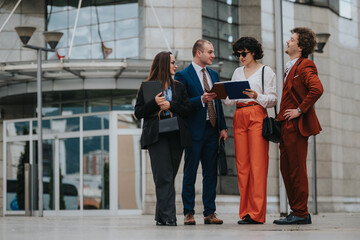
[{"x1": 277, "y1": 57, "x2": 324, "y2": 137}]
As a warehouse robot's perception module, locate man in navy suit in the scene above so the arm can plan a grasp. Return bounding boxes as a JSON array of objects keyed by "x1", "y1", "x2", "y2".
[{"x1": 175, "y1": 39, "x2": 228, "y2": 225}]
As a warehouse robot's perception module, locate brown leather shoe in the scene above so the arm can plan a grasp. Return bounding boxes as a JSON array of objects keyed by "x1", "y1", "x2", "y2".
[
  {"x1": 204, "y1": 213, "x2": 223, "y2": 224},
  {"x1": 184, "y1": 213, "x2": 196, "y2": 225}
]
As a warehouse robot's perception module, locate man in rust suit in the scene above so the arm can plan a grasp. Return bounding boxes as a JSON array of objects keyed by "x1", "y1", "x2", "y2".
[{"x1": 274, "y1": 27, "x2": 324, "y2": 225}]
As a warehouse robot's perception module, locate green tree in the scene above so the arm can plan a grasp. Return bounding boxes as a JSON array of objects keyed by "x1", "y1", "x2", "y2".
[{"x1": 100, "y1": 162, "x2": 109, "y2": 209}]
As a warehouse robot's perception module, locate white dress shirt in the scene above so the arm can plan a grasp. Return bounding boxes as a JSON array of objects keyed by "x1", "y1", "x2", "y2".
[
  {"x1": 192, "y1": 61, "x2": 216, "y2": 119},
  {"x1": 223, "y1": 65, "x2": 277, "y2": 108},
  {"x1": 284, "y1": 57, "x2": 299, "y2": 82}
]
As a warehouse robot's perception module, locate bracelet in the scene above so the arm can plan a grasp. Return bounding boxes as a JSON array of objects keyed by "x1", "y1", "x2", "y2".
[{"x1": 297, "y1": 107, "x2": 302, "y2": 114}]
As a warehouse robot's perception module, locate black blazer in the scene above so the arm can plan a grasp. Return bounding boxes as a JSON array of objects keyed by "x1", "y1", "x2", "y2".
[{"x1": 134, "y1": 80, "x2": 192, "y2": 149}]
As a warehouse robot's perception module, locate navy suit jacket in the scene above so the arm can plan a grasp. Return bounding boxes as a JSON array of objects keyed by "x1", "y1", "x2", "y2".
[{"x1": 175, "y1": 64, "x2": 227, "y2": 141}]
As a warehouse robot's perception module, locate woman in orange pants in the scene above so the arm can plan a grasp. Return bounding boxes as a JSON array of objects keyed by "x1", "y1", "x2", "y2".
[{"x1": 224, "y1": 37, "x2": 277, "y2": 224}]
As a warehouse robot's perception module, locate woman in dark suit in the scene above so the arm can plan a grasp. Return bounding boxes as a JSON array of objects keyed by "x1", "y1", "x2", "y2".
[{"x1": 134, "y1": 51, "x2": 192, "y2": 226}]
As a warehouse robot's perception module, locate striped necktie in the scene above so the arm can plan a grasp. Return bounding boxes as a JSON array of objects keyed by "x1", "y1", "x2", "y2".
[{"x1": 201, "y1": 68, "x2": 216, "y2": 127}]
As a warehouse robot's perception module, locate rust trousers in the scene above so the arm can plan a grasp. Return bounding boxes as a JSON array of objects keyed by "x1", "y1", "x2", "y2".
[
  {"x1": 233, "y1": 103, "x2": 269, "y2": 223},
  {"x1": 279, "y1": 118, "x2": 309, "y2": 218}
]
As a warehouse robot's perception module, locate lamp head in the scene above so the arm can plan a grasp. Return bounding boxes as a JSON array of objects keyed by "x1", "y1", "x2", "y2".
[
  {"x1": 15, "y1": 26, "x2": 36, "y2": 45},
  {"x1": 315, "y1": 33, "x2": 330, "y2": 53},
  {"x1": 43, "y1": 31, "x2": 63, "y2": 49}
]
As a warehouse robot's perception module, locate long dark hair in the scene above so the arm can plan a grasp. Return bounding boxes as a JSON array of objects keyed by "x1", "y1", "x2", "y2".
[{"x1": 146, "y1": 51, "x2": 174, "y2": 92}]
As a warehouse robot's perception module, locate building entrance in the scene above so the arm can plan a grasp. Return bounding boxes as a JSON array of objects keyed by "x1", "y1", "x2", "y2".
[{"x1": 3, "y1": 111, "x2": 142, "y2": 216}]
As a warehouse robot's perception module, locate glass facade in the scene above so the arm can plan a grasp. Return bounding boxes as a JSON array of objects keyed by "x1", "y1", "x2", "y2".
[
  {"x1": 0, "y1": 90, "x2": 137, "y2": 119},
  {"x1": 46, "y1": 0, "x2": 139, "y2": 60},
  {"x1": 202, "y1": 0, "x2": 239, "y2": 79},
  {"x1": 4, "y1": 111, "x2": 141, "y2": 213},
  {"x1": 287, "y1": 0, "x2": 352, "y2": 19}
]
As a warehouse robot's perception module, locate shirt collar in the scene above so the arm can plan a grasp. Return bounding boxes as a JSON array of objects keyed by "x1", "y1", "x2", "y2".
[
  {"x1": 286, "y1": 57, "x2": 299, "y2": 71},
  {"x1": 192, "y1": 61, "x2": 206, "y2": 73}
]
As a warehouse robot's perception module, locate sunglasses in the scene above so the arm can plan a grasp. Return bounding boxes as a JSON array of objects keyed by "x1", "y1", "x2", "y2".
[{"x1": 234, "y1": 51, "x2": 251, "y2": 59}]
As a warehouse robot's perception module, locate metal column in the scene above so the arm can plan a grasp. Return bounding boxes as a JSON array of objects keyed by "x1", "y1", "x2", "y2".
[
  {"x1": 37, "y1": 49, "x2": 43, "y2": 216},
  {"x1": 274, "y1": 0, "x2": 288, "y2": 216}
]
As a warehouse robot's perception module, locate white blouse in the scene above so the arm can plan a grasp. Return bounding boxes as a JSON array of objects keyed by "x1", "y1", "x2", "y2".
[{"x1": 223, "y1": 65, "x2": 277, "y2": 108}]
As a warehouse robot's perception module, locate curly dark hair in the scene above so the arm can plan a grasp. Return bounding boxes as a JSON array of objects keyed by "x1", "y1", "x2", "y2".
[
  {"x1": 291, "y1": 27, "x2": 317, "y2": 58},
  {"x1": 232, "y1": 37, "x2": 264, "y2": 60}
]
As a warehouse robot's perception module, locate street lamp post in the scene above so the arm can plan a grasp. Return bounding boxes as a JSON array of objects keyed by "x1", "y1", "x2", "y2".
[
  {"x1": 309, "y1": 33, "x2": 330, "y2": 215},
  {"x1": 15, "y1": 26, "x2": 63, "y2": 217}
]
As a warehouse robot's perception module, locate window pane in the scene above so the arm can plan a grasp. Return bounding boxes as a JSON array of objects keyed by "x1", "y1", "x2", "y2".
[
  {"x1": 329, "y1": 0, "x2": 340, "y2": 13},
  {"x1": 115, "y1": 38, "x2": 139, "y2": 58},
  {"x1": 43, "y1": 105, "x2": 60, "y2": 117},
  {"x1": 6, "y1": 121, "x2": 30, "y2": 137},
  {"x1": 91, "y1": 5, "x2": 115, "y2": 24},
  {"x1": 48, "y1": 0, "x2": 69, "y2": 12},
  {"x1": 218, "y1": 0, "x2": 239, "y2": 4},
  {"x1": 203, "y1": 18, "x2": 218, "y2": 38},
  {"x1": 218, "y1": 2, "x2": 238, "y2": 24},
  {"x1": 115, "y1": 2, "x2": 138, "y2": 20},
  {"x1": 42, "y1": 139, "x2": 54, "y2": 210},
  {"x1": 49, "y1": 117, "x2": 80, "y2": 133},
  {"x1": 112, "y1": 95, "x2": 136, "y2": 111},
  {"x1": 92, "y1": 23, "x2": 115, "y2": 43},
  {"x1": 218, "y1": 40, "x2": 235, "y2": 60},
  {"x1": 6, "y1": 141, "x2": 30, "y2": 211},
  {"x1": 340, "y1": 0, "x2": 351, "y2": 18},
  {"x1": 69, "y1": 6, "x2": 91, "y2": 27},
  {"x1": 69, "y1": 45, "x2": 91, "y2": 59},
  {"x1": 219, "y1": 60, "x2": 239, "y2": 79},
  {"x1": 202, "y1": 0, "x2": 218, "y2": 18},
  {"x1": 47, "y1": 1, "x2": 140, "y2": 60},
  {"x1": 87, "y1": 99, "x2": 110, "y2": 113},
  {"x1": 62, "y1": 102, "x2": 84, "y2": 115},
  {"x1": 70, "y1": 27, "x2": 91, "y2": 46},
  {"x1": 115, "y1": 19, "x2": 139, "y2": 39},
  {"x1": 48, "y1": 11, "x2": 68, "y2": 30},
  {"x1": 83, "y1": 136, "x2": 109, "y2": 209},
  {"x1": 83, "y1": 114, "x2": 109, "y2": 131},
  {"x1": 218, "y1": 22, "x2": 238, "y2": 42},
  {"x1": 60, "y1": 138, "x2": 80, "y2": 210}
]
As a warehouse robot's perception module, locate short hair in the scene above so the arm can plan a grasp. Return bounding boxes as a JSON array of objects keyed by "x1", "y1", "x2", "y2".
[
  {"x1": 232, "y1": 37, "x2": 264, "y2": 60},
  {"x1": 291, "y1": 27, "x2": 317, "y2": 58},
  {"x1": 192, "y1": 39, "x2": 212, "y2": 57}
]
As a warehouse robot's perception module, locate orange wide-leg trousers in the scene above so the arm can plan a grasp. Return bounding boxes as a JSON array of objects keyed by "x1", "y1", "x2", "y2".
[{"x1": 233, "y1": 103, "x2": 269, "y2": 223}]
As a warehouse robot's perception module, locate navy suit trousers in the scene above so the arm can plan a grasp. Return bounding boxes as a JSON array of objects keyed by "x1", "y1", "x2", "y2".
[{"x1": 182, "y1": 121, "x2": 219, "y2": 217}]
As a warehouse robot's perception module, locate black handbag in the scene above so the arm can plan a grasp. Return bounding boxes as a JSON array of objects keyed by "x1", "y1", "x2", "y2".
[
  {"x1": 217, "y1": 138, "x2": 227, "y2": 176},
  {"x1": 260, "y1": 66, "x2": 281, "y2": 143},
  {"x1": 262, "y1": 106, "x2": 281, "y2": 143},
  {"x1": 158, "y1": 110, "x2": 180, "y2": 133}
]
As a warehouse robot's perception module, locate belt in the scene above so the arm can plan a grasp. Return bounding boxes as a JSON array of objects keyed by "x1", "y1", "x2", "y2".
[{"x1": 236, "y1": 103, "x2": 259, "y2": 109}]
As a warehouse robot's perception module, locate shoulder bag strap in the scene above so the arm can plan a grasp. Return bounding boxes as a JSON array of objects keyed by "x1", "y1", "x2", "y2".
[
  {"x1": 261, "y1": 65, "x2": 265, "y2": 94},
  {"x1": 261, "y1": 65, "x2": 277, "y2": 117}
]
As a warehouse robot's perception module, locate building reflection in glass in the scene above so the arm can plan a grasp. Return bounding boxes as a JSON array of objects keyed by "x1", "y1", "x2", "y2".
[{"x1": 46, "y1": 0, "x2": 139, "y2": 60}]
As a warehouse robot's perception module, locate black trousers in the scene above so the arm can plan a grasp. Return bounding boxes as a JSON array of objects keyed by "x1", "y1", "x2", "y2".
[{"x1": 148, "y1": 131, "x2": 183, "y2": 222}]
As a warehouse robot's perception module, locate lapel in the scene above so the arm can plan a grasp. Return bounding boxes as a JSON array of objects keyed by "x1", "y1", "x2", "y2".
[
  {"x1": 206, "y1": 67, "x2": 220, "y2": 112},
  {"x1": 283, "y1": 57, "x2": 304, "y2": 90},
  {"x1": 207, "y1": 67, "x2": 218, "y2": 84},
  {"x1": 188, "y1": 64, "x2": 204, "y2": 94}
]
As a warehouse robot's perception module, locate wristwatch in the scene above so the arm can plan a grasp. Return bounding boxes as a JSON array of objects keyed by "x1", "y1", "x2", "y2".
[{"x1": 297, "y1": 107, "x2": 302, "y2": 114}]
